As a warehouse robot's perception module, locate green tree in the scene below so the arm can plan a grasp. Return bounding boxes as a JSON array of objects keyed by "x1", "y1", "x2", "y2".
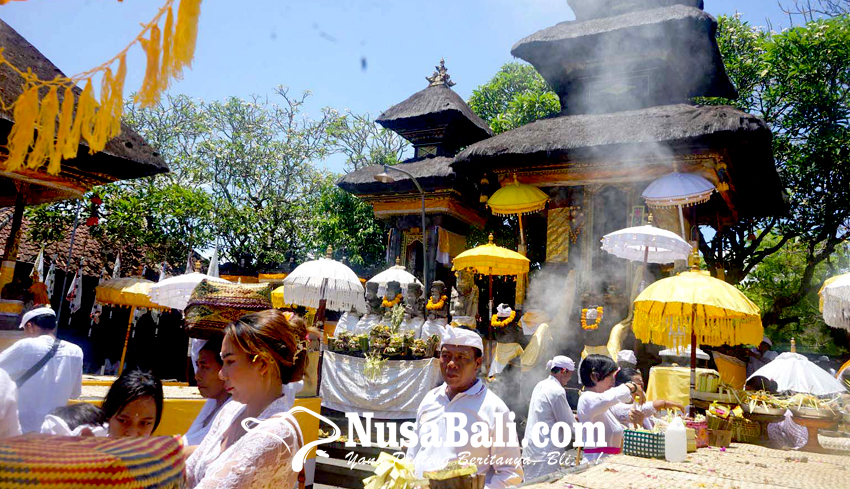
[
  {"x1": 699, "y1": 14, "x2": 850, "y2": 331},
  {"x1": 467, "y1": 62, "x2": 560, "y2": 134},
  {"x1": 307, "y1": 173, "x2": 388, "y2": 273},
  {"x1": 326, "y1": 111, "x2": 408, "y2": 172}
]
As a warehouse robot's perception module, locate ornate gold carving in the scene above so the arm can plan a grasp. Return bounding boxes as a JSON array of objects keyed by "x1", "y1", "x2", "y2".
[
  {"x1": 546, "y1": 207, "x2": 571, "y2": 263},
  {"x1": 401, "y1": 231, "x2": 423, "y2": 267},
  {"x1": 426, "y1": 59, "x2": 456, "y2": 87}
]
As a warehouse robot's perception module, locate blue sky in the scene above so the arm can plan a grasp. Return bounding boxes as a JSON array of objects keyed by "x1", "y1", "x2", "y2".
[{"x1": 1, "y1": 0, "x2": 789, "y2": 173}]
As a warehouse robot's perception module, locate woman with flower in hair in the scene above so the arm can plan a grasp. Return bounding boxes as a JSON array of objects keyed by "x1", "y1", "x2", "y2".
[{"x1": 186, "y1": 309, "x2": 311, "y2": 489}]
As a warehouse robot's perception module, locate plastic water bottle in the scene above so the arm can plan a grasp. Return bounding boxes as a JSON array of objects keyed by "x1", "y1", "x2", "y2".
[{"x1": 665, "y1": 415, "x2": 687, "y2": 462}]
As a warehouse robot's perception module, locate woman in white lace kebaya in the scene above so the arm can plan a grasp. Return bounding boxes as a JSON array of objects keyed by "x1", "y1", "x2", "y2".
[{"x1": 186, "y1": 310, "x2": 310, "y2": 489}]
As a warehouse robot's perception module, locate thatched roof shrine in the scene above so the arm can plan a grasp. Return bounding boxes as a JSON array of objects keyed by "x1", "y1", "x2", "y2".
[
  {"x1": 338, "y1": 156, "x2": 456, "y2": 195},
  {"x1": 0, "y1": 19, "x2": 168, "y2": 207},
  {"x1": 376, "y1": 60, "x2": 493, "y2": 157}
]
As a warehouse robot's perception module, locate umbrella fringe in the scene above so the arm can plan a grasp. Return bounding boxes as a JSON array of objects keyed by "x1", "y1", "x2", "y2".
[{"x1": 633, "y1": 307, "x2": 763, "y2": 349}]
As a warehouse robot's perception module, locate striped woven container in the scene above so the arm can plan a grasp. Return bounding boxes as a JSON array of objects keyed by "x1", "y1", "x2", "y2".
[
  {"x1": 184, "y1": 280, "x2": 273, "y2": 339},
  {"x1": 0, "y1": 434, "x2": 185, "y2": 488}
]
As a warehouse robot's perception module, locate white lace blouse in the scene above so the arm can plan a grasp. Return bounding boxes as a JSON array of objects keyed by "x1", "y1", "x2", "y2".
[{"x1": 186, "y1": 395, "x2": 303, "y2": 489}]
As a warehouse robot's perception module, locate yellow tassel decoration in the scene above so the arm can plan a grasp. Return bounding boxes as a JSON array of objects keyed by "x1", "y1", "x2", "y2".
[
  {"x1": 55, "y1": 85, "x2": 76, "y2": 165},
  {"x1": 76, "y1": 79, "x2": 98, "y2": 152},
  {"x1": 172, "y1": 0, "x2": 202, "y2": 77},
  {"x1": 0, "y1": 0, "x2": 203, "y2": 176},
  {"x1": 159, "y1": 8, "x2": 175, "y2": 85},
  {"x1": 27, "y1": 85, "x2": 59, "y2": 170},
  {"x1": 5, "y1": 86, "x2": 40, "y2": 172},
  {"x1": 90, "y1": 68, "x2": 114, "y2": 153},
  {"x1": 109, "y1": 55, "x2": 128, "y2": 139},
  {"x1": 136, "y1": 25, "x2": 162, "y2": 107}
]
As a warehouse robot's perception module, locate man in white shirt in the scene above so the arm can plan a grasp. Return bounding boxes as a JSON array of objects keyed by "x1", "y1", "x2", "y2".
[
  {"x1": 0, "y1": 368, "x2": 21, "y2": 438},
  {"x1": 522, "y1": 355, "x2": 576, "y2": 481},
  {"x1": 0, "y1": 307, "x2": 83, "y2": 433},
  {"x1": 746, "y1": 336, "x2": 778, "y2": 378},
  {"x1": 407, "y1": 327, "x2": 523, "y2": 489}
]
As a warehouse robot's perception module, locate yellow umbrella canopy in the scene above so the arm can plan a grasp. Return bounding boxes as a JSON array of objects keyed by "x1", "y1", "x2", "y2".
[
  {"x1": 96, "y1": 277, "x2": 169, "y2": 311},
  {"x1": 486, "y1": 174, "x2": 549, "y2": 216},
  {"x1": 633, "y1": 270, "x2": 763, "y2": 349},
  {"x1": 452, "y1": 234, "x2": 530, "y2": 276}
]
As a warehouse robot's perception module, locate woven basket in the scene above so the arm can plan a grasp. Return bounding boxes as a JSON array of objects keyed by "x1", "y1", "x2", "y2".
[
  {"x1": 184, "y1": 280, "x2": 273, "y2": 339},
  {"x1": 0, "y1": 434, "x2": 184, "y2": 488},
  {"x1": 730, "y1": 416, "x2": 761, "y2": 443},
  {"x1": 623, "y1": 429, "x2": 665, "y2": 459}
]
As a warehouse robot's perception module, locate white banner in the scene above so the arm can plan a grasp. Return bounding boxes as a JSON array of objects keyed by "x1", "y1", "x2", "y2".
[{"x1": 320, "y1": 351, "x2": 442, "y2": 419}]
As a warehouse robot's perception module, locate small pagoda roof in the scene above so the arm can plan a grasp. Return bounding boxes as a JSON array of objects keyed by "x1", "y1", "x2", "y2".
[
  {"x1": 0, "y1": 19, "x2": 168, "y2": 207},
  {"x1": 337, "y1": 155, "x2": 456, "y2": 195},
  {"x1": 454, "y1": 103, "x2": 783, "y2": 217},
  {"x1": 376, "y1": 61, "x2": 493, "y2": 149}
]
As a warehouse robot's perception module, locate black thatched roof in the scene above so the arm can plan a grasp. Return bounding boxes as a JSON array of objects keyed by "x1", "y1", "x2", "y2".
[
  {"x1": 0, "y1": 19, "x2": 168, "y2": 206},
  {"x1": 337, "y1": 156, "x2": 456, "y2": 195},
  {"x1": 454, "y1": 103, "x2": 783, "y2": 218},
  {"x1": 456, "y1": 104, "x2": 766, "y2": 160},
  {"x1": 376, "y1": 84, "x2": 493, "y2": 148},
  {"x1": 511, "y1": 5, "x2": 736, "y2": 114},
  {"x1": 567, "y1": 0, "x2": 704, "y2": 21}
]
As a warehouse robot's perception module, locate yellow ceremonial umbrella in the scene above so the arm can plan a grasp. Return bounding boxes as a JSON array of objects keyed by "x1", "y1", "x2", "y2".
[
  {"x1": 95, "y1": 277, "x2": 170, "y2": 376},
  {"x1": 632, "y1": 255, "x2": 762, "y2": 408},
  {"x1": 452, "y1": 234, "x2": 530, "y2": 367},
  {"x1": 487, "y1": 174, "x2": 549, "y2": 252}
]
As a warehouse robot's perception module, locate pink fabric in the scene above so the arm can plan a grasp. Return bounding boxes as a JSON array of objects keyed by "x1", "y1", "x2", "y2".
[{"x1": 583, "y1": 447, "x2": 621, "y2": 455}]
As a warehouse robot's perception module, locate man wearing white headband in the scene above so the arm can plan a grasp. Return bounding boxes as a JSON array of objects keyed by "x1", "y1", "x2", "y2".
[
  {"x1": 522, "y1": 355, "x2": 576, "y2": 480},
  {"x1": 0, "y1": 306, "x2": 83, "y2": 433},
  {"x1": 746, "y1": 335, "x2": 778, "y2": 378},
  {"x1": 407, "y1": 326, "x2": 523, "y2": 489}
]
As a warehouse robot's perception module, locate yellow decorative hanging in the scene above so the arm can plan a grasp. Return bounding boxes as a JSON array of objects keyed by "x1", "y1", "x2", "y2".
[
  {"x1": 632, "y1": 270, "x2": 763, "y2": 350},
  {"x1": 381, "y1": 294, "x2": 402, "y2": 308},
  {"x1": 491, "y1": 310, "x2": 516, "y2": 328},
  {"x1": 486, "y1": 174, "x2": 549, "y2": 217},
  {"x1": 0, "y1": 0, "x2": 203, "y2": 176}
]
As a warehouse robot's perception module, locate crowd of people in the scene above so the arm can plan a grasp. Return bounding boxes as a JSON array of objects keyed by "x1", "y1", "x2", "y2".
[
  {"x1": 1, "y1": 300, "x2": 846, "y2": 489},
  {"x1": 0, "y1": 306, "x2": 311, "y2": 489}
]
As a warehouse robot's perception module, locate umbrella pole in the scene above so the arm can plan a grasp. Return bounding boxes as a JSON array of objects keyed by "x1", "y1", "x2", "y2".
[
  {"x1": 689, "y1": 309, "x2": 697, "y2": 414},
  {"x1": 518, "y1": 214, "x2": 527, "y2": 254},
  {"x1": 118, "y1": 305, "x2": 135, "y2": 377},
  {"x1": 316, "y1": 278, "x2": 328, "y2": 398},
  {"x1": 677, "y1": 205, "x2": 687, "y2": 239},
  {"x1": 487, "y1": 272, "x2": 494, "y2": 373}
]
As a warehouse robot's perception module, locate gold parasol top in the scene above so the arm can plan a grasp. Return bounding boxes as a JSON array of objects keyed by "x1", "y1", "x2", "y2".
[
  {"x1": 633, "y1": 270, "x2": 762, "y2": 350},
  {"x1": 452, "y1": 234, "x2": 530, "y2": 276},
  {"x1": 486, "y1": 174, "x2": 549, "y2": 216},
  {"x1": 95, "y1": 277, "x2": 170, "y2": 311}
]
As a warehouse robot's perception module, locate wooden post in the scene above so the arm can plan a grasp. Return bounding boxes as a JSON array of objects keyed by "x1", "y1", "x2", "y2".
[
  {"x1": 689, "y1": 310, "x2": 697, "y2": 414},
  {"x1": 487, "y1": 272, "x2": 494, "y2": 372},
  {"x1": 2, "y1": 183, "x2": 27, "y2": 260},
  {"x1": 118, "y1": 306, "x2": 136, "y2": 377}
]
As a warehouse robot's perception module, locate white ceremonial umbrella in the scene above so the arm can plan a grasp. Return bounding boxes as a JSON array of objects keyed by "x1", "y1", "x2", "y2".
[
  {"x1": 822, "y1": 274, "x2": 850, "y2": 331},
  {"x1": 601, "y1": 223, "x2": 692, "y2": 264},
  {"x1": 642, "y1": 172, "x2": 716, "y2": 238},
  {"x1": 747, "y1": 352, "x2": 846, "y2": 396},
  {"x1": 660, "y1": 345, "x2": 710, "y2": 361},
  {"x1": 149, "y1": 272, "x2": 228, "y2": 311},
  {"x1": 282, "y1": 246, "x2": 367, "y2": 314},
  {"x1": 367, "y1": 258, "x2": 423, "y2": 298}
]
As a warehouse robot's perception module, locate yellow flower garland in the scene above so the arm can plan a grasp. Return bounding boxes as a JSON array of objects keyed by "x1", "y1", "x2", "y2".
[
  {"x1": 381, "y1": 294, "x2": 402, "y2": 308},
  {"x1": 491, "y1": 310, "x2": 516, "y2": 328},
  {"x1": 426, "y1": 295, "x2": 448, "y2": 311},
  {"x1": 581, "y1": 306, "x2": 604, "y2": 330}
]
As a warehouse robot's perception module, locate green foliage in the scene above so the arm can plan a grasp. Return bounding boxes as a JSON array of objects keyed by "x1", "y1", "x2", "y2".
[
  {"x1": 739, "y1": 235, "x2": 849, "y2": 354},
  {"x1": 699, "y1": 14, "x2": 850, "y2": 333},
  {"x1": 468, "y1": 62, "x2": 560, "y2": 134},
  {"x1": 326, "y1": 111, "x2": 408, "y2": 172},
  {"x1": 307, "y1": 173, "x2": 388, "y2": 271},
  {"x1": 24, "y1": 202, "x2": 76, "y2": 246}
]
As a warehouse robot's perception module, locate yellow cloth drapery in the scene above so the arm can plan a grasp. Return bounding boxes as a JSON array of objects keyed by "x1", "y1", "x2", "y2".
[{"x1": 646, "y1": 366, "x2": 720, "y2": 408}]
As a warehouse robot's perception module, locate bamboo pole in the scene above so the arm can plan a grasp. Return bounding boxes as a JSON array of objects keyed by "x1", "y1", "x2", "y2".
[{"x1": 118, "y1": 305, "x2": 136, "y2": 377}]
